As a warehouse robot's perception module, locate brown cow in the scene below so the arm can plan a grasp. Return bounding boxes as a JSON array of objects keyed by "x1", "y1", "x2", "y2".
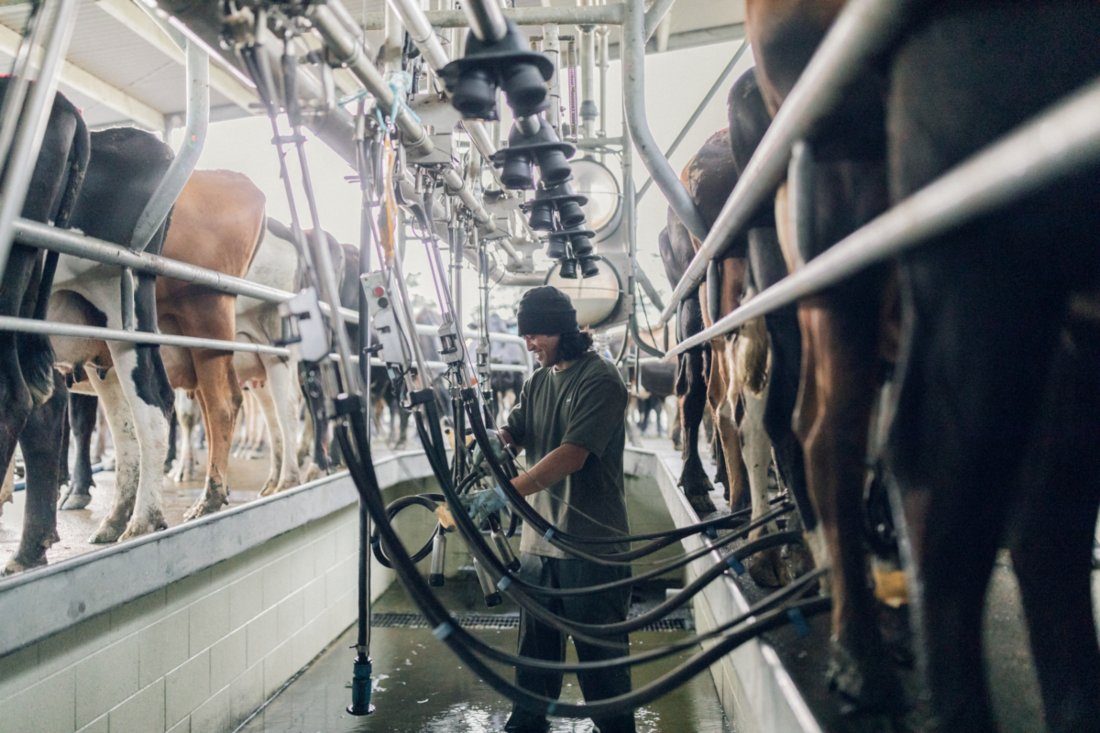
[
  {"x1": 669, "y1": 129, "x2": 751, "y2": 514},
  {"x1": 745, "y1": 0, "x2": 901, "y2": 714},
  {"x1": 45, "y1": 168, "x2": 265, "y2": 539},
  {"x1": 157, "y1": 169, "x2": 266, "y2": 518}
]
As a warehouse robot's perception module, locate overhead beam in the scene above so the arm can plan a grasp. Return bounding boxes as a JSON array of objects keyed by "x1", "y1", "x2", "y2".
[
  {"x1": 0, "y1": 22, "x2": 163, "y2": 130},
  {"x1": 95, "y1": 0, "x2": 257, "y2": 113}
]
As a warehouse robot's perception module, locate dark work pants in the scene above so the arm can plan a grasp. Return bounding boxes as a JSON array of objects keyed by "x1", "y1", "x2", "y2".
[{"x1": 505, "y1": 553, "x2": 636, "y2": 733}]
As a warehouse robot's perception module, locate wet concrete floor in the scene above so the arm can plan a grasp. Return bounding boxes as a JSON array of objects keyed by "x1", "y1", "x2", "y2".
[
  {"x1": 0, "y1": 452, "x2": 276, "y2": 568},
  {"x1": 236, "y1": 579, "x2": 733, "y2": 733}
]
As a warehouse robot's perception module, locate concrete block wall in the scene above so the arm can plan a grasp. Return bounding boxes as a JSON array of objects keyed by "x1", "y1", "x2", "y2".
[{"x1": 0, "y1": 504, "x2": 397, "y2": 733}]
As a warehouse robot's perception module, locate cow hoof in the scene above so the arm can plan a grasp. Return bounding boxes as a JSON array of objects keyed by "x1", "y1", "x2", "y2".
[
  {"x1": 303, "y1": 464, "x2": 324, "y2": 484},
  {"x1": 827, "y1": 640, "x2": 905, "y2": 716},
  {"x1": 3, "y1": 554, "x2": 46, "y2": 576},
  {"x1": 58, "y1": 483, "x2": 93, "y2": 510},
  {"x1": 89, "y1": 518, "x2": 127, "y2": 544},
  {"x1": 685, "y1": 492, "x2": 717, "y2": 516},
  {"x1": 274, "y1": 478, "x2": 299, "y2": 493},
  {"x1": 746, "y1": 547, "x2": 786, "y2": 588},
  {"x1": 183, "y1": 490, "x2": 228, "y2": 521},
  {"x1": 779, "y1": 542, "x2": 818, "y2": 585},
  {"x1": 120, "y1": 510, "x2": 168, "y2": 540}
]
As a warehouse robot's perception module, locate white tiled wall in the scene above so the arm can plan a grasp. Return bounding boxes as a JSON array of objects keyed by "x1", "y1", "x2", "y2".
[{"x1": 0, "y1": 504, "x2": 395, "y2": 733}]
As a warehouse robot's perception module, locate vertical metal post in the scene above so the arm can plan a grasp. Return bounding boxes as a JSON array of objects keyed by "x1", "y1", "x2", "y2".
[
  {"x1": 348, "y1": 109, "x2": 374, "y2": 718},
  {"x1": 0, "y1": 0, "x2": 79, "y2": 281},
  {"x1": 621, "y1": 38, "x2": 639, "y2": 346},
  {"x1": 130, "y1": 40, "x2": 210, "y2": 252},
  {"x1": 621, "y1": 0, "x2": 708, "y2": 241},
  {"x1": 578, "y1": 25, "x2": 597, "y2": 140},
  {"x1": 460, "y1": 0, "x2": 508, "y2": 43},
  {"x1": 542, "y1": 23, "x2": 562, "y2": 133},
  {"x1": 635, "y1": 38, "x2": 749, "y2": 202}
]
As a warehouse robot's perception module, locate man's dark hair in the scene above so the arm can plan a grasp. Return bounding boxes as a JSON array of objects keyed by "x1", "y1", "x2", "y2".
[{"x1": 559, "y1": 330, "x2": 594, "y2": 361}]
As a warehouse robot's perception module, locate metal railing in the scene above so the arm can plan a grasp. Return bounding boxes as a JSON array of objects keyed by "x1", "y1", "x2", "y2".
[
  {"x1": 666, "y1": 74, "x2": 1100, "y2": 355},
  {"x1": 12, "y1": 214, "x2": 532, "y2": 361},
  {"x1": 656, "y1": 0, "x2": 911, "y2": 325}
]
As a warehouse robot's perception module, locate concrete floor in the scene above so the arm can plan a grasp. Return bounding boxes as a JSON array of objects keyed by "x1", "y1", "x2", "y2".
[
  {"x1": 236, "y1": 578, "x2": 733, "y2": 733},
  {"x1": 0, "y1": 452, "x2": 275, "y2": 568}
]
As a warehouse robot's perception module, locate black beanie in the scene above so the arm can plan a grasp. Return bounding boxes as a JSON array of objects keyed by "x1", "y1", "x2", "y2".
[{"x1": 516, "y1": 286, "x2": 579, "y2": 336}]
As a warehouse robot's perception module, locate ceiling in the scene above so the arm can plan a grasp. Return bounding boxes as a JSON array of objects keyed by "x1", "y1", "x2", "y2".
[{"x1": 0, "y1": 0, "x2": 745, "y2": 131}]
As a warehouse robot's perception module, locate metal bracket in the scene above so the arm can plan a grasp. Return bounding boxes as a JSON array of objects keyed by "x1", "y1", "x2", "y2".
[{"x1": 278, "y1": 286, "x2": 330, "y2": 362}]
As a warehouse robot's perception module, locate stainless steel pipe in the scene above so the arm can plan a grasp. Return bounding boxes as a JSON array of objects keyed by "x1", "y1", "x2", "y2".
[
  {"x1": 669, "y1": 76, "x2": 1100, "y2": 355},
  {"x1": 622, "y1": 0, "x2": 708, "y2": 241},
  {"x1": 658, "y1": 0, "x2": 911, "y2": 324},
  {"x1": 130, "y1": 40, "x2": 209, "y2": 251}
]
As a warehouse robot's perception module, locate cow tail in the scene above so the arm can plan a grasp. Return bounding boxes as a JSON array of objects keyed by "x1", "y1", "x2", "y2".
[
  {"x1": 20, "y1": 113, "x2": 90, "y2": 406},
  {"x1": 53, "y1": 110, "x2": 90, "y2": 230}
]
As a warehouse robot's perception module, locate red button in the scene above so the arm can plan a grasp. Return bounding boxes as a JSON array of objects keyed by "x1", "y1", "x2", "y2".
[{"x1": 372, "y1": 286, "x2": 384, "y2": 297}]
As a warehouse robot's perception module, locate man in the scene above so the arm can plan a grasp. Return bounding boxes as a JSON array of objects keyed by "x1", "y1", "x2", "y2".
[{"x1": 464, "y1": 285, "x2": 636, "y2": 733}]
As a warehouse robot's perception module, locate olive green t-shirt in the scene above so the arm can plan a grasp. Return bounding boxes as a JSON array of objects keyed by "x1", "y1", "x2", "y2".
[{"x1": 505, "y1": 350, "x2": 630, "y2": 558}]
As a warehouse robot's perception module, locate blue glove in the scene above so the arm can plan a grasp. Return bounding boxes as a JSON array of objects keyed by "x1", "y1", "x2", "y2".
[
  {"x1": 470, "y1": 431, "x2": 507, "y2": 470},
  {"x1": 460, "y1": 485, "x2": 508, "y2": 526}
]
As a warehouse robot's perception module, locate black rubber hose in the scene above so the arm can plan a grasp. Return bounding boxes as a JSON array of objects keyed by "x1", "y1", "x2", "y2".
[
  {"x1": 370, "y1": 493, "x2": 445, "y2": 569},
  {"x1": 340, "y1": 417, "x2": 831, "y2": 719},
  {"x1": 466, "y1": 391, "x2": 761, "y2": 547},
  {"x1": 486, "y1": 569, "x2": 827, "y2": 673}
]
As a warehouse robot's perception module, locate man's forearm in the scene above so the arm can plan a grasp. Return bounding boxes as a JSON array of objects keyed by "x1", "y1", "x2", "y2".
[{"x1": 511, "y1": 443, "x2": 588, "y2": 497}]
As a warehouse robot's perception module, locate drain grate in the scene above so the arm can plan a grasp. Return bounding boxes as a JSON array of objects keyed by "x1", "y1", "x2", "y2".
[{"x1": 372, "y1": 611, "x2": 689, "y2": 632}]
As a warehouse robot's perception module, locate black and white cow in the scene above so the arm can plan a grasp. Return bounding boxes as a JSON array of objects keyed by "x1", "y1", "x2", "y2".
[{"x1": 0, "y1": 80, "x2": 89, "y2": 572}]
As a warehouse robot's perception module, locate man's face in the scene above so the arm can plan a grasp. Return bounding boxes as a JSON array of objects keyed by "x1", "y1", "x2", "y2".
[{"x1": 524, "y1": 333, "x2": 561, "y2": 368}]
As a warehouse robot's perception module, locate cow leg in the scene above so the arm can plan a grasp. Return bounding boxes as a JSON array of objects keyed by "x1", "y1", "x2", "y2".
[
  {"x1": 794, "y1": 287, "x2": 899, "y2": 713},
  {"x1": 393, "y1": 397, "x2": 409, "y2": 449},
  {"x1": 256, "y1": 356, "x2": 301, "y2": 495},
  {"x1": 84, "y1": 368, "x2": 144, "y2": 543},
  {"x1": 708, "y1": 339, "x2": 747, "y2": 508},
  {"x1": 59, "y1": 392, "x2": 98, "y2": 510},
  {"x1": 1008, "y1": 322, "x2": 1100, "y2": 733},
  {"x1": 57, "y1": 395, "x2": 71, "y2": 488},
  {"x1": 728, "y1": 327, "x2": 785, "y2": 587},
  {"x1": 251, "y1": 384, "x2": 280, "y2": 493},
  {"x1": 169, "y1": 390, "x2": 200, "y2": 484},
  {"x1": 164, "y1": 404, "x2": 178, "y2": 473},
  {"x1": 677, "y1": 348, "x2": 715, "y2": 514},
  {"x1": 0, "y1": 460, "x2": 13, "y2": 519},
  {"x1": 3, "y1": 372, "x2": 67, "y2": 574},
  {"x1": 0, "y1": 251, "x2": 40, "y2": 529},
  {"x1": 297, "y1": 402, "x2": 312, "y2": 470},
  {"x1": 889, "y1": 245, "x2": 1091, "y2": 732},
  {"x1": 183, "y1": 350, "x2": 241, "y2": 520}
]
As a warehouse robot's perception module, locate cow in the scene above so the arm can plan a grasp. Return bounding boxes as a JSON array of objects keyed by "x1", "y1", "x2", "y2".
[
  {"x1": 725, "y1": 68, "x2": 821, "y2": 586},
  {"x1": 230, "y1": 218, "x2": 307, "y2": 496},
  {"x1": 884, "y1": 5, "x2": 1100, "y2": 731},
  {"x1": 39, "y1": 156, "x2": 264, "y2": 557},
  {"x1": 657, "y1": 227, "x2": 720, "y2": 515},
  {"x1": 484, "y1": 312, "x2": 526, "y2": 425},
  {"x1": 634, "y1": 358, "x2": 675, "y2": 437},
  {"x1": 0, "y1": 81, "x2": 88, "y2": 571},
  {"x1": 23, "y1": 127, "x2": 178, "y2": 564},
  {"x1": 744, "y1": 0, "x2": 901, "y2": 712}
]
